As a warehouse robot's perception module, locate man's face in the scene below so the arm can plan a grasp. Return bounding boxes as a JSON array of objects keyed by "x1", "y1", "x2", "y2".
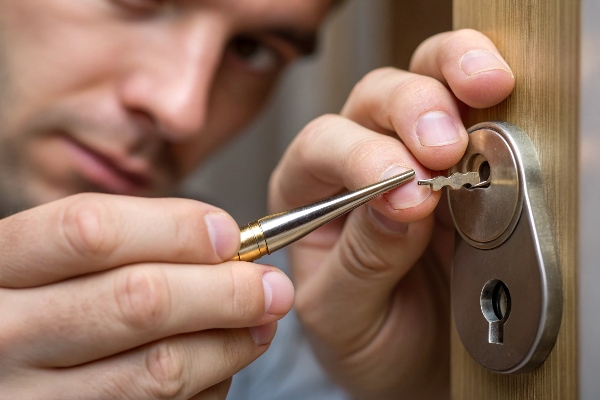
[{"x1": 0, "y1": 0, "x2": 331, "y2": 214}]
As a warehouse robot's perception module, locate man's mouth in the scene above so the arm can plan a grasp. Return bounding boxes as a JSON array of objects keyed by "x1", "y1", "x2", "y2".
[{"x1": 60, "y1": 135, "x2": 152, "y2": 195}]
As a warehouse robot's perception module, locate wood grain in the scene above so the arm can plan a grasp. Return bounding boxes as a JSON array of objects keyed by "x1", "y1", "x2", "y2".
[
  {"x1": 452, "y1": 1, "x2": 580, "y2": 399},
  {"x1": 391, "y1": 0, "x2": 452, "y2": 69}
]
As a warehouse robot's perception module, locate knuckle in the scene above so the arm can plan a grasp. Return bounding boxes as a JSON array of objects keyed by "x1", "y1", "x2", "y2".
[
  {"x1": 338, "y1": 228, "x2": 397, "y2": 279},
  {"x1": 387, "y1": 76, "x2": 450, "y2": 118},
  {"x1": 295, "y1": 114, "x2": 345, "y2": 171},
  {"x1": 227, "y1": 265, "x2": 264, "y2": 322},
  {"x1": 144, "y1": 341, "x2": 186, "y2": 399},
  {"x1": 171, "y1": 200, "x2": 211, "y2": 260},
  {"x1": 343, "y1": 136, "x2": 391, "y2": 173},
  {"x1": 220, "y1": 329, "x2": 248, "y2": 373},
  {"x1": 0, "y1": 304, "x2": 19, "y2": 360},
  {"x1": 114, "y1": 267, "x2": 171, "y2": 331},
  {"x1": 60, "y1": 194, "x2": 118, "y2": 259},
  {"x1": 391, "y1": 74, "x2": 443, "y2": 102},
  {"x1": 450, "y1": 28, "x2": 484, "y2": 41},
  {"x1": 357, "y1": 67, "x2": 396, "y2": 89},
  {"x1": 349, "y1": 67, "x2": 398, "y2": 99},
  {"x1": 439, "y1": 29, "x2": 489, "y2": 61},
  {"x1": 297, "y1": 113, "x2": 340, "y2": 144}
]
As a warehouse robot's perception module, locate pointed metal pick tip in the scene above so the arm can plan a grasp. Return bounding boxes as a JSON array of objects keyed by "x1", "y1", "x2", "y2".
[{"x1": 383, "y1": 169, "x2": 416, "y2": 191}]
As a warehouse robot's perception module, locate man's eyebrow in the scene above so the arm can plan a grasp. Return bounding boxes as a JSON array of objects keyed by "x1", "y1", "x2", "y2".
[{"x1": 268, "y1": 28, "x2": 319, "y2": 56}]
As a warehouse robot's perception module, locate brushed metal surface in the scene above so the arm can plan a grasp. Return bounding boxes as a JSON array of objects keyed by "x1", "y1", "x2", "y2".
[
  {"x1": 450, "y1": 122, "x2": 562, "y2": 373},
  {"x1": 449, "y1": 124, "x2": 521, "y2": 248}
]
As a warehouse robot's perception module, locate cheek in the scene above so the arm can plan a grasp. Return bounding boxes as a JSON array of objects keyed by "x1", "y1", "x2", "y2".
[
  {"x1": 0, "y1": 1, "x2": 125, "y2": 118},
  {"x1": 173, "y1": 68, "x2": 280, "y2": 176},
  {"x1": 216, "y1": 63, "x2": 279, "y2": 123}
]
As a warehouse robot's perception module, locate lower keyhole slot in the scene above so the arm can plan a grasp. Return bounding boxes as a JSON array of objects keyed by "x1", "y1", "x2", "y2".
[{"x1": 480, "y1": 280, "x2": 511, "y2": 344}]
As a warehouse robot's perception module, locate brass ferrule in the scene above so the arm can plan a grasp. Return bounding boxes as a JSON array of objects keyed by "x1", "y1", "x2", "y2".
[{"x1": 234, "y1": 220, "x2": 268, "y2": 261}]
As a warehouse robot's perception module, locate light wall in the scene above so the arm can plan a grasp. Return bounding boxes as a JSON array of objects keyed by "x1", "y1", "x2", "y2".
[{"x1": 580, "y1": 0, "x2": 600, "y2": 397}]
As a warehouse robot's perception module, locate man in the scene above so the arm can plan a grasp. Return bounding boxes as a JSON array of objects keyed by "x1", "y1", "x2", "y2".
[{"x1": 0, "y1": 0, "x2": 514, "y2": 398}]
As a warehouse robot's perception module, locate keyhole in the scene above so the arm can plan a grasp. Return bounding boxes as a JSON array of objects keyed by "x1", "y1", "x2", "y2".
[
  {"x1": 480, "y1": 280, "x2": 511, "y2": 344},
  {"x1": 467, "y1": 154, "x2": 491, "y2": 189},
  {"x1": 479, "y1": 161, "x2": 491, "y2": 182}
]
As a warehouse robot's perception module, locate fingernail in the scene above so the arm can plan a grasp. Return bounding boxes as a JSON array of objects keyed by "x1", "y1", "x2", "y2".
[
  {"x1": 460, "y1": 49, "x2": 513, "y2": 76},
  {"x1": 416, "y1": 111, "x2": 462, "y2": 147},
  {"x1": 367, "y1": 207, "x2": 409, "y2": 234},
  {"x1": 204, "y1": 213, "x2": 240, "y2": 261},
  {"x1": 262, "y1": 272, "x2": 295, "y2": 315},
  {"x1": 249, "y1": 322, "x2": 278, "y2": 346},
  {"x1": 380, "y1": 166, "x2": 431, "y2": 210}
]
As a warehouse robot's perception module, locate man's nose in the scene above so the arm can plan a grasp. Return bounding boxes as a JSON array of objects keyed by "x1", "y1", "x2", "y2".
[{"x1": 117, "y1": 19, "x2": 227, "y2": 141}]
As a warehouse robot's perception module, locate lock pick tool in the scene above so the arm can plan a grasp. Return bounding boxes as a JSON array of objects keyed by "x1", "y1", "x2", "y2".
[{"x1": 232, "y1": 169, "x2": 415, "y2": 262}]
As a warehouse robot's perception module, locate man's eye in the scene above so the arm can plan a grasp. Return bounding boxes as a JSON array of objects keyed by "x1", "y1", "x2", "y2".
[{"x1": 228, "y1": 36, "x2": 284, "y2": 74}]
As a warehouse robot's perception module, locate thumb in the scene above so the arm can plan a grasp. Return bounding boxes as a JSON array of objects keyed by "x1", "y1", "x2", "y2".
[{"x1": 294, "y1": 205, "x2": 434, "y2": 350}]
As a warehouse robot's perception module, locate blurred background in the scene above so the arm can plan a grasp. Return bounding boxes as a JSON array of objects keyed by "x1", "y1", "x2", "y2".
[{"x1": 181, "y1": 0, "x2": 451, "y2": 224}]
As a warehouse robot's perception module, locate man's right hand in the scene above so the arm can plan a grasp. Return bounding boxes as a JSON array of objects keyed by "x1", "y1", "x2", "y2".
[{"x1": 0, "y1": 194, "x2": 294, "y2": 399}]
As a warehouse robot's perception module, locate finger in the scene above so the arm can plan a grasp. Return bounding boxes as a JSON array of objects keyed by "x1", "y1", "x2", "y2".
[
  {"x1": 340, "y1": 68, "x2": 469, "y2": 172},
  {"x1": 409, "y1": 29, "x2": 515, "y2": 108},
  {"x1": 294, "y1": 205, "x2": 435, "y2": 353},
  {"x1": 14, "y1": 326, "x2": 276, "y2": 400},
  {"x1": 6, "y1": 263, "x2": 293, "y2": 367},
  {"x1": 0, "y1": 193, "x2": 240, "y2": 288},
  {"x1": 270, "y1": 114, "x2": 438, "y2": 222}
]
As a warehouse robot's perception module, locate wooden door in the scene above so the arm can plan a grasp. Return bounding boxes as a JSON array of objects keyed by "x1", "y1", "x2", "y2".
[{"x1": 451, "y1": 1, "x2": 579, "y2": 398}]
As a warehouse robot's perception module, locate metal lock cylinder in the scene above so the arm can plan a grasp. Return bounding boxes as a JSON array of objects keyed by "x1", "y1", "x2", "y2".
[{"x1": 449, "y1": 122, "x2": 562, "y2": 374}]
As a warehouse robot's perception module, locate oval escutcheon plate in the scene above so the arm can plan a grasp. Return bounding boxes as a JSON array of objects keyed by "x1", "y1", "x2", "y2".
[{"x1": 449, "y1": 121, "x2": 562, "y2": 373}]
